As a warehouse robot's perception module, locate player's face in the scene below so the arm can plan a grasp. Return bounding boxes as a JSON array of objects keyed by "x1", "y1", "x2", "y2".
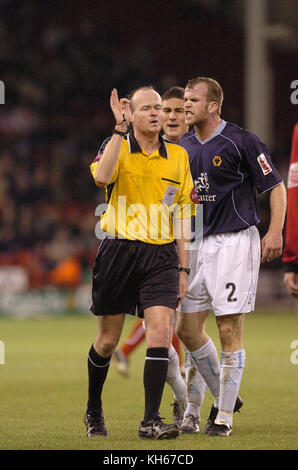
[
  {"x1": 184, "y1": 83, "x2": 211, "y2": 126},
  {"x1": 131, "y1": 90, "x2": 163, "y2": 135},
  {"x1": 162, "y1": 97, "x2": 188, "y2": 143}
]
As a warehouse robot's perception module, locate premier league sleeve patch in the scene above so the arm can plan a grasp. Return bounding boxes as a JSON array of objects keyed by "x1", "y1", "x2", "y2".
[
  {"x1": 190, "y1": 187, "x2": 200, "y2": 204},
  {"x1": 257, "y1": 153, "x2": 272, "y2": 175}
]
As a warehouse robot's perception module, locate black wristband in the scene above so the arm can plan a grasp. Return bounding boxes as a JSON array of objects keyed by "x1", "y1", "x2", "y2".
[
  {"x1": 178, "y1": 267, "x2": 190, "y2": 275},
  {"x1": 112, "y1": 128, "x2": 126, "y2": 137}
]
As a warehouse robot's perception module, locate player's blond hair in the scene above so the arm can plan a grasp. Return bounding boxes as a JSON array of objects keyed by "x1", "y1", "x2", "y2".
[{"x1": 186, "y1": 77, "x2": 224, "y2": 115}]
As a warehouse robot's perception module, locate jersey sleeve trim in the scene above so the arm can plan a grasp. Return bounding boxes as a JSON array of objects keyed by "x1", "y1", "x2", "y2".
[{"x1": 257, "y1": 180, "x2": 283, "y2": 195}]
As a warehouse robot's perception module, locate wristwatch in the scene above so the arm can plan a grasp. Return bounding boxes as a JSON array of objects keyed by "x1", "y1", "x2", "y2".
[{"x1": 178, "y1": 267, "x2": 190, "y2": 275}]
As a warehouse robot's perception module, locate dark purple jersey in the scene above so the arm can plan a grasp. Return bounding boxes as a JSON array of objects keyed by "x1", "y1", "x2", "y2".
[{"x1": 179, "y1": 121, "x2": 282, "y2": 237}]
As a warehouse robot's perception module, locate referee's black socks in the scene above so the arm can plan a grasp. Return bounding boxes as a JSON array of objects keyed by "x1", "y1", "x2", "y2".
[
  {"x1": 87, "y1": 344, "x2": 111, "y2": 413},
  {"x1": 143, "y1": 347, "x2": 169, "y2": 423}
]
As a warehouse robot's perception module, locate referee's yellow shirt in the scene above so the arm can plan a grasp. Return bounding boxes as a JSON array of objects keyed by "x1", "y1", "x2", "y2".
[{"x1": 90, "y1": 131, "x2": 195, "y2": 244}]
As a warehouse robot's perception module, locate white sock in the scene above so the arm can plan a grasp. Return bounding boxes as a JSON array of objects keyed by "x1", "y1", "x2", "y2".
[
  {"x1": 215, "y1": 349, "x2": 246, "y2": 428},
  {"x1": 190, "y1": 338, "x2": 220, "y2": 406},
  {"x1": 184, "y1": 350, "x2": 206, "y2": 418},
  {"x1": 166, "y1": 344, "x2": 186, "y2": 402}
]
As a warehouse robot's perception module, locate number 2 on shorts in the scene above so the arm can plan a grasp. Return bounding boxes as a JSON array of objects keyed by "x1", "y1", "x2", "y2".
[{"x1": 226, "y1": 282, "x2": 237, "y2": 302}]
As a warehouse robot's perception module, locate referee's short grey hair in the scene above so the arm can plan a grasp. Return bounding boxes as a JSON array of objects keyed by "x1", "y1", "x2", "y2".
[{"x1": 128, "y1": 85, "x2": 157, "y2": 112}]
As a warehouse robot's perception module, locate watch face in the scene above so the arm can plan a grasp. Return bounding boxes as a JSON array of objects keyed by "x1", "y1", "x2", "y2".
[{"x1": 179, "y1": 268, "x2": 190, "y2": 274}]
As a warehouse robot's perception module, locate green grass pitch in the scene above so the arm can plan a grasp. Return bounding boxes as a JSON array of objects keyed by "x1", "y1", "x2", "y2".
[{"x1": 0, "y1": 308, "x2": 297, "y2": 451}]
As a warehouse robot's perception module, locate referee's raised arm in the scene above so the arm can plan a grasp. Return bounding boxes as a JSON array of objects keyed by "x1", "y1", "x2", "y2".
[{"x1": 94, "y1": 89, "x2": 130, "y2": 185}]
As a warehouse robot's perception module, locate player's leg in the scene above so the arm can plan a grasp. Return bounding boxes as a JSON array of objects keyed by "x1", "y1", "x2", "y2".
[
  {"x1": 176, "y1": 310, "x2": 220, "y2": 408},
  {"x1": 205, "y1": 313, "x2": 245, "y2": 436},
  {"x1": 210, "y1": 313, "x2": 245, "y2": 435},
  {"x1": 139, "y1": 305, "x2": 179, "y2": 439},
  {"x1": 171, "y1": 328, "x2": 185, "y2": 374},
  {"x1": 205, "y1": 226, "x2": 260, "y2": 436},
  {"x1": 167, "y1": 345, "x2": 185, "y2": 398},
  {"x1": 113, "y1": 319, "x2": 145, "y2": 377},
  {"x1": 166, "y1": 335, "x2": 187, "y2": 427},
  {"x1": 180, "y1": 351, "x2": 207, "y2": 434},
  {"x1": 85, "y1": 313, "x2": 125, "y2": 437},
  {"x1": 120, "y1": 319, "x2": 145, "y2": 356},
  {"x1": 176, "y1": 241, "x2": 221, "y2": 432}
]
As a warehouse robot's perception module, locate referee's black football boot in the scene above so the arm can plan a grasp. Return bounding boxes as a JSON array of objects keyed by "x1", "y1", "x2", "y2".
[
  {"x1": 203, "y1": 395, "x2": 243, "y2": 434},
  {"x1": 84, "y1": 409, "x2": 109, "y2": 437},
  {"x1": 206, "y1": 422, "x2": 232, "y2": 437},
  {"x1": 139, "y1": 416, "x2": 179, "y2": 440}
]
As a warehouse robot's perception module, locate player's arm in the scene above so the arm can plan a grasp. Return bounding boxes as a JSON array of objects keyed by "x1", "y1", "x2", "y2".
[
  {"x1": 282, "y1": 124, "x2": 298, "y2": 297},
  {"x1": 283, "y1": 272, "x2": 298, "y2": 298},
  {"x1": 241, "y1": 130, "x2": 287, "y2": 263},
  {"x1": 174, "y1": 217, "x2": 191, "y2": 307},
  {"x1": 94, "y1": 89, "x2": 130, "y2": 185},
  {"x1": 173, "y1": 151, "x2": 195, "y2": 305},
  {"x1": 261, "y1": 182, "x2": 287, "y2": 263}
]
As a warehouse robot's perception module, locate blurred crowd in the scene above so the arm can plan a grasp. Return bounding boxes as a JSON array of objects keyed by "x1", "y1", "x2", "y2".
[
  {"x1": 0, "y1": 1, "x2": 113, "y2": 287},
  {"x1": 0, "y1": 1, "x2": 293, "y2": 289}
]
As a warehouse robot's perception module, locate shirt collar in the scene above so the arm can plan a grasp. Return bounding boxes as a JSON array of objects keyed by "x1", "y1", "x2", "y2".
[
  {"x1": 194, "y1": 120, "x2": 227, "y2": 145},
  {"x1": 127, "y1": 130, "x2": 168, "y2": 159}
]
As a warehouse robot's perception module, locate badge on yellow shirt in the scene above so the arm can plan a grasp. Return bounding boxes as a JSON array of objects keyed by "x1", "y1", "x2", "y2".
[{"x1": 162, "y1": 185, "x2": 178, "y2": 205}]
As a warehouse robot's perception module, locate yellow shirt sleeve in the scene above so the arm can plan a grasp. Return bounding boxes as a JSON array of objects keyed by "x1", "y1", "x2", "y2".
[{"x1": 90, "y1": 152, "x2": 121, "y2": 187}]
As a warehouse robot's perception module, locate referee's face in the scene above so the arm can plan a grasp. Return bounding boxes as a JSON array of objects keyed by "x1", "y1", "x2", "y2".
[
  {"x1": 184, "y1": 83, "x2": 210, "y2": 127},
  {"x1": 131, "y1": 89, "x2": 163, "y2": 135}
]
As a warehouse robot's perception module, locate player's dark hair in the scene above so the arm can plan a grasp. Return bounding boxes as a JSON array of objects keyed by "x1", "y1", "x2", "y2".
[
  {"x1": 161, "y1": 86, "x2": 185, "y2": 101},
  {"x1": 185, "y1": 77, "x2": 224, "y2": 115}
]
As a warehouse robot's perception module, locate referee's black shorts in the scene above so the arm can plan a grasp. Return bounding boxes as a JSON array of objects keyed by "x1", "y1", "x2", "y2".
[{"x1": 90, "y1": 237, "x2": 179, "y2": 317}]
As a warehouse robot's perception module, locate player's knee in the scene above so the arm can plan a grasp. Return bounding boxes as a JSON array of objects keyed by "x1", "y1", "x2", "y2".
[
  {"x1": 146, "y1": 324, "x2": 171, "y2": 348},
  {"x1": 94, "y1": 334, "x2": 117, "y2": 356},
  {"x1": 176, "y1": 323, "x2": 192, "y2": 347},
  {"x1": 216, "y1": 315, "x2": 243, "y2": 349},
  {"x1": 217, "y1": 319, "x2": 236, "y2": 348}
]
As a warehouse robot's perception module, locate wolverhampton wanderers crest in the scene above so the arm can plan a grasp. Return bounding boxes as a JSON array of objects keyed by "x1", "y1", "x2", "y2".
[{"x1": 213, "y1": 155, "x2": 222, "y2": 166}]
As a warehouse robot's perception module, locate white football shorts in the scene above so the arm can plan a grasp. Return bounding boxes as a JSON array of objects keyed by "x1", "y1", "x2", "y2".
[{"x1": 179, "y1": 225, "x2": 261, "y2": 316}]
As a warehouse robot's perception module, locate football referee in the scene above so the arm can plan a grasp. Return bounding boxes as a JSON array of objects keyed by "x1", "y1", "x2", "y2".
[{"x1": 85, "y1": 87, "x2": 195, "y2": 439}]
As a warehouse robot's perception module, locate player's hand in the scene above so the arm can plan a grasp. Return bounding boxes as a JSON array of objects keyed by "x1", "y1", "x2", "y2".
[
  {"x1": 283, "y1": 272, "x2": 298, "y2": 298},
  {"x1": 110, "y1": 88, "x2": 131, "y2": 130},
  {"x1": 176, "y1": 271, "x2": 188, "y2": 308},
  {"x1": 261, "y1": 230, "x2": 283, "y2": 263}
]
